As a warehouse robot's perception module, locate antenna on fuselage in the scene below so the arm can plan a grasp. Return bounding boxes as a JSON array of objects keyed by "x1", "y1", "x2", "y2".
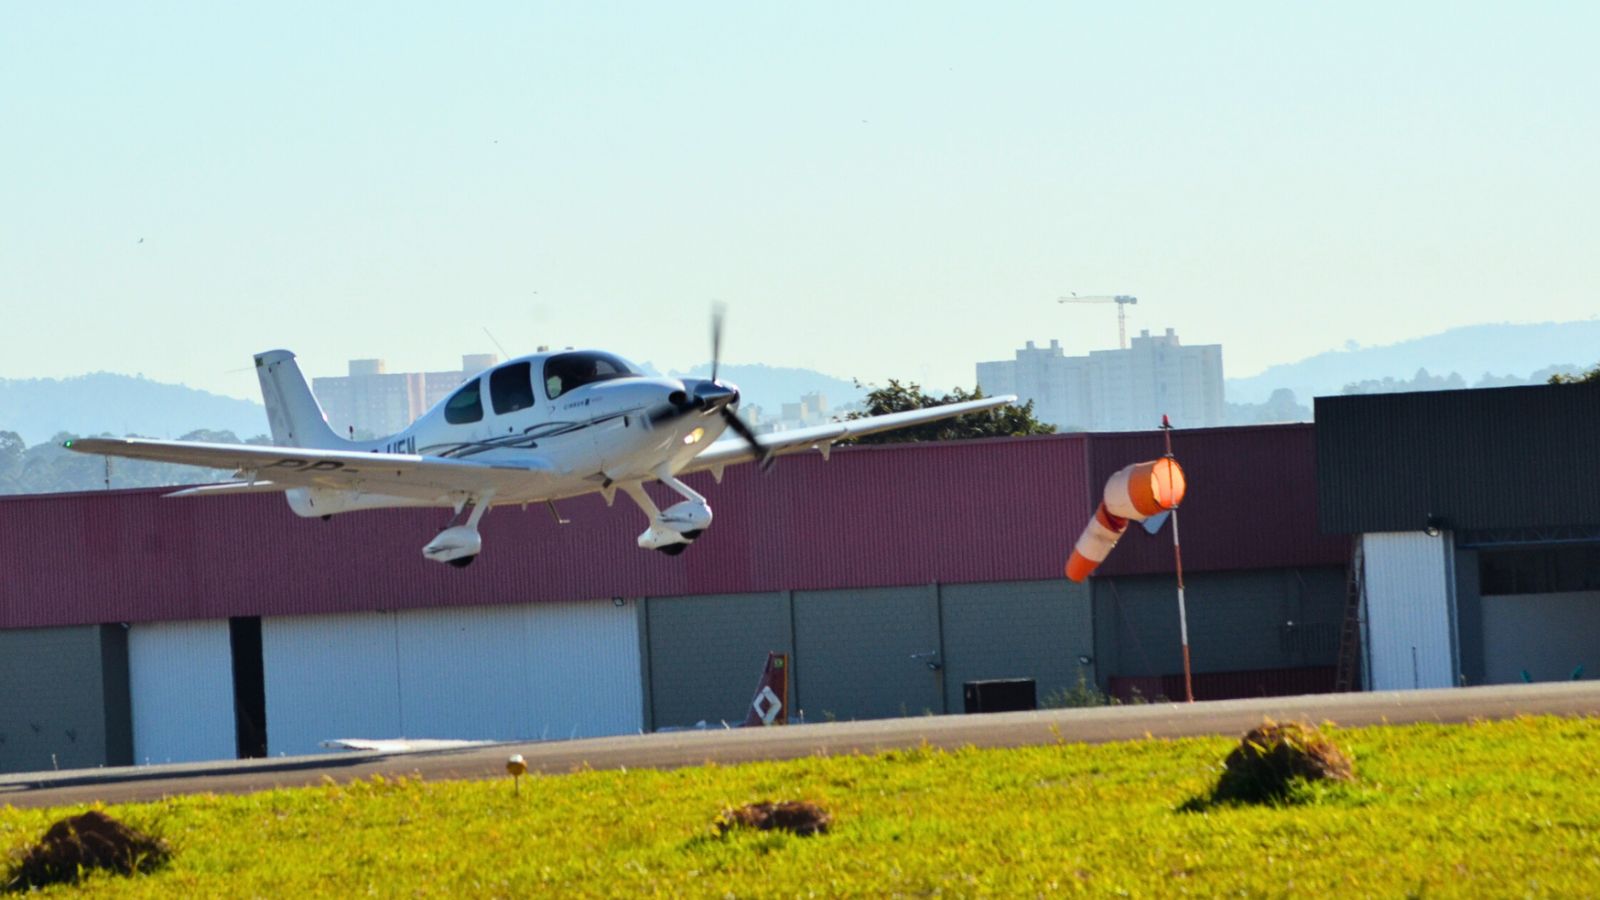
[{"x1": 481, "y1": 327, "x2": 512, "y2": 359}]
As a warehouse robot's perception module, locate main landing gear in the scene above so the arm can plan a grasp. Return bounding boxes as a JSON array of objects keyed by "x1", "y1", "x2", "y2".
[
  {"x1": 623, "y1": 471, "x2": 713, "y2": 557},
  {"x1": 423, "y1": 492, "x2": 494, "y2": 567}
]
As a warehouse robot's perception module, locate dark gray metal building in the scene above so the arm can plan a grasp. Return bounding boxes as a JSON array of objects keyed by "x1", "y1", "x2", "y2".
[{"x1": 1316, "y1": 383, "x2": 1600, "y2": 689}]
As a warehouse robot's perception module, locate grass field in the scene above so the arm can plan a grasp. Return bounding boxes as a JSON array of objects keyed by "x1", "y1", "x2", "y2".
[{"x1": 4, "y1": 716, "x2": 1599, "y2": 896}]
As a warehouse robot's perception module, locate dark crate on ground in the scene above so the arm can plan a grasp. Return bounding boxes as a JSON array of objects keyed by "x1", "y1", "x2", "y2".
[{"x1": 963, "y1": 678, "x2": 1037, "y2": 713}]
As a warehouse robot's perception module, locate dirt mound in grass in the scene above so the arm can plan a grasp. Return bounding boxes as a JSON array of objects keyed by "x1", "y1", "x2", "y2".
[
  {"x1": 717, "y1": 801, "x2": 832, "y2": 836},
  {"x1": 6, "y1": 810, "x2": 171, "y2": 891},
  {"x1": 1211, "y1": 719, "x2": 1354, "y2": 804}
]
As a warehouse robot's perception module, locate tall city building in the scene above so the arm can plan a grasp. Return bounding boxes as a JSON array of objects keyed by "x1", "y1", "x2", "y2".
[
  {"x1": 313, "y1": 354, "x2": 498, "y2": 439},
  {"x1": 977, "y1": 328, "x2": 1224, "y2": 432}
]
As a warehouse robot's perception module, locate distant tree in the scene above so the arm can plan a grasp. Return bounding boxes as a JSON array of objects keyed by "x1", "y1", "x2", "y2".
[
  {"x1": 0, "y1": 431, "x2": 238, "y2": 496},
  {"x1": 178, "y1": 429, "x2": 241, "y2": 444},
  {"x1": 1226, "y1": 388, "x2": 1310, "y2": 426},
  {"x1": 1342, "y1": 368, "x2": 1466, "y2": 396},
  {"x1": 1548, "y1": 361, "x2": 1600, "y2": 384},
  {"x1": 0, "y1": 430, "x2": 23, "y2": 489},
  {"x1": 842, "y1": 380, "x2": 1056, "y2": 444}
]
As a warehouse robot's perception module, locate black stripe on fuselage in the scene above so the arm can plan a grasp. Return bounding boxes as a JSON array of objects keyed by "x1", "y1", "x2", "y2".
[{"x1": 421, "y1": 409, "x2": 643, "y2": 459}]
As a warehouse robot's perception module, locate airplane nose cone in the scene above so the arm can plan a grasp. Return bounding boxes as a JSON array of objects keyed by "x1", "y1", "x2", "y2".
[{"x1": 695, "y1": 381, "x2": 737, "y2": 410}]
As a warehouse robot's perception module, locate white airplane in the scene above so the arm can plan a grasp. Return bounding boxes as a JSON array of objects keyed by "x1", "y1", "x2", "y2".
[{"x1": 67, "y1": 320, "x2": 1015, "y2": 567}]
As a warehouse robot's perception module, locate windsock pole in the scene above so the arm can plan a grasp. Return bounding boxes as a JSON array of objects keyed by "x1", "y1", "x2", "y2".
[{"x1": 1161, "y1": 415, "x2": 1194, "y2": 703}]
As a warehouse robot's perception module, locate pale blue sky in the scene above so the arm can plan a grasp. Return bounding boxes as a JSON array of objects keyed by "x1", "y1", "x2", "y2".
[{"x1": 3, "y1": 3, "x2": 1596, "y2": 400}]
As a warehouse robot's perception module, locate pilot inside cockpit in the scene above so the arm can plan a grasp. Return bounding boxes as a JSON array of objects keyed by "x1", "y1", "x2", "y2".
[{"x1": 543, "y1": 351, "x2": 640, "y2": 400}]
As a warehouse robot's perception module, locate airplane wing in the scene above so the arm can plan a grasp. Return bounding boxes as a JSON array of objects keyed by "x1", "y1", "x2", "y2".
[
  {"x1": 683, "y1": 394, "x2": 1018, "y2": 473},
  {"x1": 64, "y1": 437, "x2": 554, "y2": 503}
]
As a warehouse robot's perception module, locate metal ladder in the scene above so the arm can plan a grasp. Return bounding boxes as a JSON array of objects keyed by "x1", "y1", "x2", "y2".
[{"x1": 1333, "y1": 536, "x2": 1365, "y2": 692}]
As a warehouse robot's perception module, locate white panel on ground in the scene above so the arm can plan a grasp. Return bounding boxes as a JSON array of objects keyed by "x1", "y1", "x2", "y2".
[
  {"x1": 262, "y1": 612, "x2": 403, "y2": 757},
  {"x1": 1363, "y1": 532, "x2": 1455, "y2": 690},
  {"x1": 127, "y1": 620, "x2": 236, "y2": 765},
  {"x1": 263, "y1": 601, "x2": 640, "y2": 757}
]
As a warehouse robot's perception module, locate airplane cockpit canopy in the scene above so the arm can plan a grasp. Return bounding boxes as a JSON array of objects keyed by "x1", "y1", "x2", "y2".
[{"x1": 543, "y1": 351, "x2": 643, "y2": 400}]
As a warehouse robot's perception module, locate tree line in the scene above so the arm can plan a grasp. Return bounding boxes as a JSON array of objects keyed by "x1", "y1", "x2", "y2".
[{"x1": 0, "y1": 430, "x2": 268, "y2": 496}]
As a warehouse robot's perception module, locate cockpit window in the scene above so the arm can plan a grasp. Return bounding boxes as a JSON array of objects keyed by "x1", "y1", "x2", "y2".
[
  {"x1": 489, "y1": 362, "x2": 536, "y2": 415},
  {"x1": 543, "y1": 351, "x2": 641, "y2": 400},
  {"x1": 444, "y1": 378, "x2": 483, "y2": 424}
]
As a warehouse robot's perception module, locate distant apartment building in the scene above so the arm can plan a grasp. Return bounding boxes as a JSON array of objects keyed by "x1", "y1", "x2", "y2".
[
  {"x1": 977, "y1": 328, "x2": 1224, "y2": 432},
  {"x1": 780, "y1": 392, "x2": 831, "y2": 427},
  {"x1": 314, "y1": 354, "x2": 498, "y2": 438}
]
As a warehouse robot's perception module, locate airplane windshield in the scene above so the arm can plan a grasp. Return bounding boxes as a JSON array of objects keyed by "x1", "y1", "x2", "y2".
[{"x1": 543, "y1": 352, "x2": 641, "y2": 400}]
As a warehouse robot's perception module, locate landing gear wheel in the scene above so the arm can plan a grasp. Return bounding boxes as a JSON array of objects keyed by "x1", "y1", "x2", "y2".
[
  {"x1": 681, "y1": 529, "x2": 704, "y2": 541},
  {"x1": 447, "y1": 555, "x2": 477, "y2": 569},
  {"x1": 655, "y1": 543, "x2": 688, "y2": 557}
]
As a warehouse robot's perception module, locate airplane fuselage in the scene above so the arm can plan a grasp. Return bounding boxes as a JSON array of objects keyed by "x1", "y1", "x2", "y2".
[{"x1": 287, "y1": 351, "x2": 734, "y2": 518}]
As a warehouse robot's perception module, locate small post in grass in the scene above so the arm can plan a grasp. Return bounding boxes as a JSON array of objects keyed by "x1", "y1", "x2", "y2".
[{"x1": 507, "y1": 753, "x2": 527, "y2": 795}]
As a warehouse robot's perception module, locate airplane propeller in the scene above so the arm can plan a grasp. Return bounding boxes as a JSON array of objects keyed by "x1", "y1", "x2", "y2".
[{"x1": 650, "y1": 305, "x2": 773, "y2": 471}]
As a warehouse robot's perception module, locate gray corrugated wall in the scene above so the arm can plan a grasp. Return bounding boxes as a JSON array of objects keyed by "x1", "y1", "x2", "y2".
[
  {"x1": 1316, "y1": 385, "x2": 1600, "y2": 534},
  {"x1": 939, "y1": 580, "x2": 1093, "y2": 712},
  {"x1": 644, "y1": 593, "x2": 792, "y2": 729},
  {"x1": 792, "y1": 587, "x2": 943, "y2": 721},
  {"x1": 1092, "y1": 567, "x2": 1345, "y2": 684},
  {"x1": 1479, "y1": 592, "x2": 1600, "y2": 685},
  {"x1": 0, "y1": 625, "x2": 125, "y2": 774}
]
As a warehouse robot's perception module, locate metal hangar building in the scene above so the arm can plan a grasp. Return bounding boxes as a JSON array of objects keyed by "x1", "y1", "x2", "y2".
[
  {"x1": 1317, "y1": 383, "x2": 1600, "y2": 691},
  {"x1": 1, "y1": 425, "x2": 1349, "y2": 774}
]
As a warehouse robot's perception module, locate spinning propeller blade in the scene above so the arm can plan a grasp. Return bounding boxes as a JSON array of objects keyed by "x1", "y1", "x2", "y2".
[
  {"x1": 720, "y1": 405, "x2": 772, "y2": 472},
  {"x1": 710, "y1": 302, "x2": 725, "y2": 385},
  {"x1": 651, "y1": 304, "x2": 773, "y2": 470},
  {"x1": 706, "y1": 303, "x2": 770, "y2": 471}
]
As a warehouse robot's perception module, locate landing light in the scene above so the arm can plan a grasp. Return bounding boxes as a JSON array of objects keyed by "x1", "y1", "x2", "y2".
[{"x1": 683, "y1": 427, "x2": 705, "y2": 446}]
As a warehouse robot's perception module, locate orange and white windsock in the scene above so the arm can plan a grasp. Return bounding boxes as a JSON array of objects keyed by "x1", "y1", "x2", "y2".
[{"x1": 1065, "y1": 457, "x2": 1187, "y2": 582}]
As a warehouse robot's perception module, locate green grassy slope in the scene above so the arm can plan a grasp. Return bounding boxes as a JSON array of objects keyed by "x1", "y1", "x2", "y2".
[{"x1": 4, "y1": 716, "x2": 1599, "y2": 897}]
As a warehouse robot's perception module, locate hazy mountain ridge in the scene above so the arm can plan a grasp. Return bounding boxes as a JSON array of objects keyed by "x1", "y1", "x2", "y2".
[
  {"x1": 6, "y1": 319, "x2": 1596, "y2": 453},
  {"x1": 0, "y1": 372, "x2": 269, "y2": 446},
  {"x1": 1226, "y1": 320, "x2": 1600, "y2": 405}
]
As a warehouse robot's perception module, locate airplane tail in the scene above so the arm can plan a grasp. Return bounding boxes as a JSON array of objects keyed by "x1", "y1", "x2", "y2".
[
  {"x1": 742, "y1": 652, "x2": 790, "y2": 727},
  {"x1": 254, "y1": 350, "x2": 350, "y2": 449}
]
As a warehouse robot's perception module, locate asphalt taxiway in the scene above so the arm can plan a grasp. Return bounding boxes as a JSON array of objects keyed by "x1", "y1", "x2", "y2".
[{"x1": 4, "y1": 682, "x2": 1598, "y2": 809}]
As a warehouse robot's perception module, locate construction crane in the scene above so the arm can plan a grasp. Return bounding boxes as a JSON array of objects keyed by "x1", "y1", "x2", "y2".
[{"x1": 1058, "y1": 294, "x2": 1138, "y2": 350}]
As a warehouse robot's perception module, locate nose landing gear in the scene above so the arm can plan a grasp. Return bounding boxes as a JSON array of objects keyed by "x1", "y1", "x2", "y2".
[{"x1": 623, "y1": 473, "x2": 713, "y2": 557}]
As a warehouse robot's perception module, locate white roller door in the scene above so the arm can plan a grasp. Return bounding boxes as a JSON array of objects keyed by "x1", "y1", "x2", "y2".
[
  {"x1": 1363, "y1": 532, "x2": 1456, "y2": 690},
  {"x1": 261, "y1": 611, "x2": 403, "y2": 756},
  {"x1": 263, "y1": 600, "x2": 641, "y2": 757},
  {"x1": 127, "y1": 620, "x2": 236, "y2": 765}
]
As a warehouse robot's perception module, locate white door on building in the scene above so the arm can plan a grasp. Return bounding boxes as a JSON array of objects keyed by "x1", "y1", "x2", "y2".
[
  {"x1": 1363, "y1": 532, "x2": 1456, "y2": 690},
  {"x1": 127, "y1": 620, "x2": 237, "y2": 765}
]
